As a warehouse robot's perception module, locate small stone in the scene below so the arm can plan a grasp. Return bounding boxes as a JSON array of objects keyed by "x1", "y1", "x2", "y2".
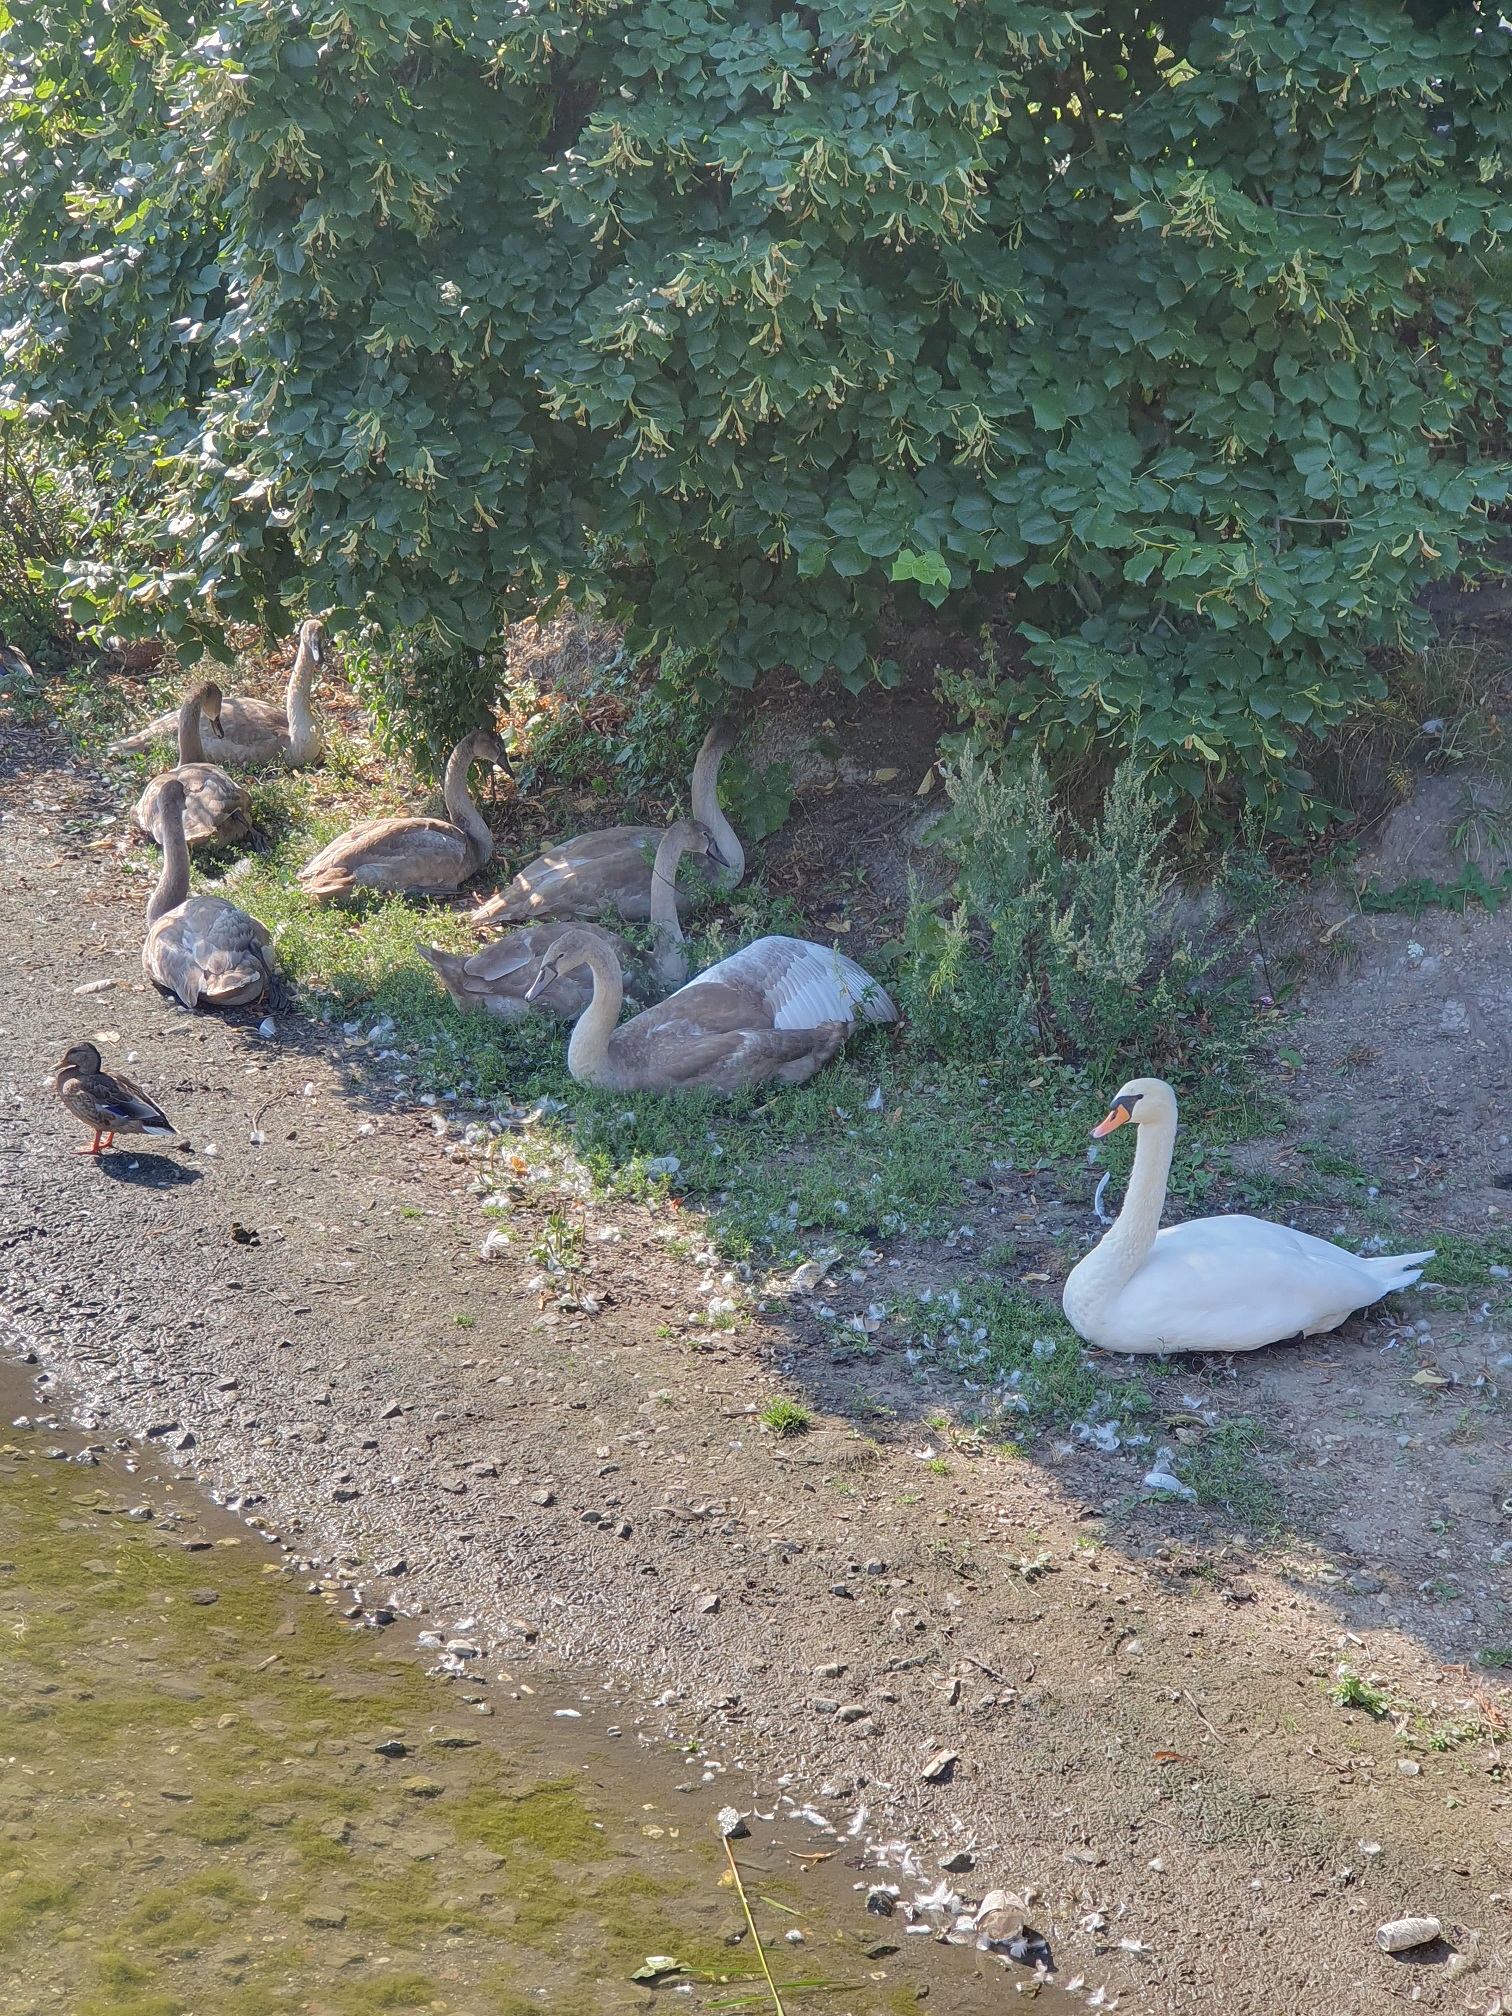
[
  {"x1": 144, "y1": 1421, "x2": 180, "y2": 1440},
  {"x1": 580, "y1": 1510, "x2": 604, "y2": 1525},
  {"x1": 697, "y1": 1593, "x2": 721, "y2": 1614},
  {"x1": 1398, "y1": 1759, "x2": 1421, "y2": 1776},
  {"x1": 921, "y1": 1750, "x2": 958, "y2": 1783},
  {"x1": 529, "y1": 1488, "x2": 555, "y2": 1507},
  {"x1": 400, "y1": 1776, "x2": 445, "y2": 1798},
  {"x1": 866, "y1": 1887, "x2": 896, "y2": 1917},
  {"x1": 829, "y1": 1584, "x2": 855, "y2": 1600},
  {"x1": 836, "y1": 1704, "x2": 870, "y2": 1723},
  {"x1": 717, "y1": 1807, "x2": 749, "y2": 1839},
  {"x1": 507, "y1": 1618, "x2": 539, "y2": 1641},
  {"x1": 379, "y1": 1402, "x2": 404, "y2": 1421},
  {"x1": 864, "y1": 1558, "x2": 887, "y2": 1576},
  {"x1": 1223, "y1": 1578, "x2": 1255, "y2": 1603},
  {"x1": 377, "y1": 1556, "x2": 407, "y2": 1577},
  {"x1": 180, "y1": 1538, "x2": 212, "y2": 1553},
  {"x1": 941, "y1": 1849, "x2": 974, "y2": 1872},
  {"x1": 812, "y1": 1698, "x2": 839, "y2": 1716},
  {"x1": 1346, "y1": 1571, "x2": 1384, "y2": 1595},
  {"x1": 372, "y1": 1738, "x2": 408, "y2": 1758},
  {"x1": 332, "y1": 1486, "x2": 360, "y2": 1503},
  {"x1": 438, "y1": 1475, "x2": 468, "y2": 1495},
  {"x1": 188, "y1": 1588, "x2": 219, "y2": 1606},
  {"x1": 171, "y1": 1430, "x2": 195, "y2": 1452},
  {"x1": 303, "y1": 1905, "x2": 347, "y2": 1929},
  {"x1": 1376, "y1": 1916, "x2": 1442, "y2": 1953},
  {"x1": 815, "y1": 1661, "x2": 847, "y2": 1679},
  {"x1": 613, "y1": 1519, "x2": 632, "y2": 1539},
  {"x1": 319, "y1": 1818, "x2": 353, "y2": 1844}
]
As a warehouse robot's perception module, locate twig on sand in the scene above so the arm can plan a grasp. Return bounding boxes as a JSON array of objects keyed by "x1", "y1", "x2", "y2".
[
  {"x1": 1185, "y1": 1688, "x2": 1226, "y2": 1742},
  {"x1": 723, "y1": 1836, "x2": 788, "y2": 2016}
]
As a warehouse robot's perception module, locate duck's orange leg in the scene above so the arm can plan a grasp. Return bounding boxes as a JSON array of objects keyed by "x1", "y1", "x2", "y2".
[{"x1": 75, "y1": 1131, "x2": 105, "y2": 1155}]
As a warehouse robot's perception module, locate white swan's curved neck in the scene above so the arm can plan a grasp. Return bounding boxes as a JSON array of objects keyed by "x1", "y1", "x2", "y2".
[
  {"x1": 690, "y1": 730, "x2": 744, "y2": 889},
  {"x1": 177, "y1": 692, "x2": 207, "y2": 766},
  {"x1": 1079, "y1": 1114, "x2": 1175, "y2": 1309},
  {"x1": 443, "y1": 738, "x2": 492, "y2": 866},
  {"x1": 649, "y1": 829, "x2": 689, "y2": 986},
  {"x1": 286, "y1": 637, "x2": 320, "y2": 758},
  {"x1": 147, "y1": 804, "x2": 191, "y2": 924},
  {"x1": 566, "y1": 944, "x2": 624, "y2": 1084}
]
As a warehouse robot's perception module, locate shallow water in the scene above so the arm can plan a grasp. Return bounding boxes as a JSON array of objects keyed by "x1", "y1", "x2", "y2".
[{"x1": 0, "y1": 1357, "x2": 1075, "y2": 2016}]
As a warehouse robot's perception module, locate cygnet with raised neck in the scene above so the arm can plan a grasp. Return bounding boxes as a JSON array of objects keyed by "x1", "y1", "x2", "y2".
[
  {"x1": 130, "y1": 681, "x2": 253, "y2": 849},
  {"x1": 298, "y1": 728, "x2": 509, "y2": 903},
  {"x1": 472, "y1": 716, "x2": 745, "y2": 925},
  {"x1": 112, "y1": 618, "x2": 327, "y2": 765},
  {"x1": 141, "y1": 778, "x2": 273, "y2": 1009},
  {"x1": 1062, "y1": 1077, "x2": 1433, "y2": 1354},
  {"x1": 419, "y1": 820, "x2": 722, "y2": 1021},
  {"x1": 527, "y1": 929, "x2": 896, "y2": 1094}
]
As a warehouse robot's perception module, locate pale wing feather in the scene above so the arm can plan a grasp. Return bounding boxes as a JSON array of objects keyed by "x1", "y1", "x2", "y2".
[{"x1": 685, "y1": 937, "x2": 896, "y2": 1028}]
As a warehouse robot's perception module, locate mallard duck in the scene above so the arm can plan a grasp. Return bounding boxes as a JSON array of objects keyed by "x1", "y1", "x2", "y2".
[
  {"x1": 112, "y1": 618, "x2": 326, "y2": 765},
  {"x1": 130, "y1": 681, "x2": 253, "y2": 849},
  {"x1": 526, "y1": 930, "x2": 896, "y2": 1093},
  {"x1": 297, "y1": 728, "x2": 508, "y2": 903},
  {"x1": 472, "y1": 717, "x2": 744, "y2": 925},
  {"x1": 53, "y1": 1042, "x2": 177, "y2": 1156},
  {"x1": 1061, "y1": 1077, "x2": 1434, "y2": 1354},
  {"x1": 419, "y1": 819, "x2": 722, "y2": 1020},
  {"x1": 141, "y1": 777, "x2": 273, "y2": 1009}
]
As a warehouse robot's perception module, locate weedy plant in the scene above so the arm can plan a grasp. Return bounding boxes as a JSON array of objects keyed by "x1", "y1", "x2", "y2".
[
  {"x1": 899, "y1": 750, "x2": 1255, "y2": 1079},
  {"x1": 759, "y1": 1397, "x2": 811, "y2": 1438}
]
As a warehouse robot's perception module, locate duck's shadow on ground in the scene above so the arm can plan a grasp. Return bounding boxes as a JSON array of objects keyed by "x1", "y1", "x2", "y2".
[{"x1": 94, "y1": 1153, "x2": 202, "y2": 1189}]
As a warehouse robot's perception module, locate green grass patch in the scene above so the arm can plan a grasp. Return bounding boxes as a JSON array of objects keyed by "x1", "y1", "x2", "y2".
[
  {"x1": 1422, "y1": 1234, "x2": 1512, "y2": 1288},
  {"x1": 1174, "y1": 1418, "x2": 1282, "y2": 1527},
  {"x1": 759, "y1": 1397, "x2": 812, "y2": 1437}
]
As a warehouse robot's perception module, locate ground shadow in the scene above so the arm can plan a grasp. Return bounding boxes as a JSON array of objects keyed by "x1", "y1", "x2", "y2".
[{"x1": 94, "y1": 1151, "x2": 202, "y2": 1188}]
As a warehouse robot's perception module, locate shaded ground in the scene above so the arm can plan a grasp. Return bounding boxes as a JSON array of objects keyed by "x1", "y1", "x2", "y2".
[{"x1": 1, "y1": 702, "x2": 1510, "y2": 2015}]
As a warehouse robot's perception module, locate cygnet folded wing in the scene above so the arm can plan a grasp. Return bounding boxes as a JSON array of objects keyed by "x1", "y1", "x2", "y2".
[{"x1": 684, "y1": 936, "x2": 896, "y2": 1028}]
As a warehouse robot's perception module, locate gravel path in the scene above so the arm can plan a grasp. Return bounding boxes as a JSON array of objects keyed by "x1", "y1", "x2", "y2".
[{"x1": 3, "y1": 725, "x2": 1509, "y2": 2014}]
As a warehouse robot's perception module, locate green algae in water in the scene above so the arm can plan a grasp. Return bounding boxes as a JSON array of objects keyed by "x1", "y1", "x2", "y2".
[{"x1": 0, "y1": 1439, "x2": 974, "y2": 2016}]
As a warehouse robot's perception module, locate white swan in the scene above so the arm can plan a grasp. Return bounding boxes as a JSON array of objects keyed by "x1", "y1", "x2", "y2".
[{"x1": 1061, "y1": 1077, "x2": 1433, "y2": 1355}]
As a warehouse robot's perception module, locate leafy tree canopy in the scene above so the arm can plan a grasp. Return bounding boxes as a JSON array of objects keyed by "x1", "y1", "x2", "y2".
[{"x1": 3, "y1": 0, "x2": 1510, "y2": 819}]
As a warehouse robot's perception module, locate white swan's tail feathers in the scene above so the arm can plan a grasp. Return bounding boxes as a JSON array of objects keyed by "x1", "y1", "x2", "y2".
[{"x1": 1366, "y1": 1249, "x2": 1434, "y2": 1289}]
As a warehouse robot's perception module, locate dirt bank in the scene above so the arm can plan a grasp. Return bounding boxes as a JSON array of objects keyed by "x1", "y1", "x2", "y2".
[{"x1": 1, "y1": 722, "x2": 1509, "y2": 2016}]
